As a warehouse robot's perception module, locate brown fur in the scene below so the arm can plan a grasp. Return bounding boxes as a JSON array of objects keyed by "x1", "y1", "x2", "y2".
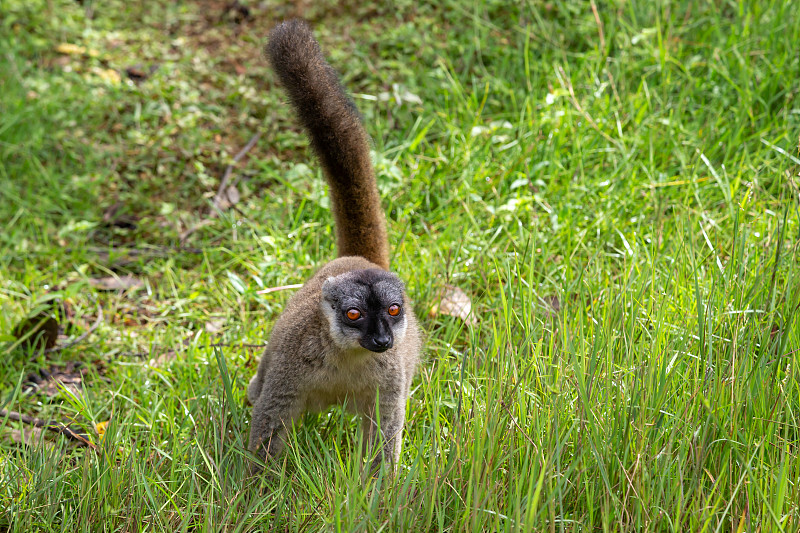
[
  {"x1": 246, "y1": 20, "x2": 421, "y2": 473},
  {"x1": 247, "y1": 256, "x2": 421, "y2": 467},
  {"x1": 266, "y1": 19, "x2": 389, "y2": 269}
]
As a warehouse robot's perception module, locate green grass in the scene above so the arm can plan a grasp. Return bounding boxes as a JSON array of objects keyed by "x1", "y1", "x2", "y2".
[{"x1": 1, "y1": 0, "x2": 799, "y2": 530}]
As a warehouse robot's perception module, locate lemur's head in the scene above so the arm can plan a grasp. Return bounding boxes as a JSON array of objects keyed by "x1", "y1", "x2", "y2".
[{"x1": 321, "y1": 269, "x2": 408, "y2": 353}]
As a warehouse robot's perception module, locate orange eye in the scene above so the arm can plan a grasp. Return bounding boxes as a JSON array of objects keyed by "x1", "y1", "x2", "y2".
[
  {"x1": 388, "y1": 304, "x2": 401, "y2": 316},
  {"x1": 346, "y1": 309, "x2": 361, "y2": 320}
]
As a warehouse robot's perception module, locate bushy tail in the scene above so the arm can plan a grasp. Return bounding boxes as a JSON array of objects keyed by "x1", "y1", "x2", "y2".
[{"x1": 267, "y1": 19, "x2": 389, "y2": 269}]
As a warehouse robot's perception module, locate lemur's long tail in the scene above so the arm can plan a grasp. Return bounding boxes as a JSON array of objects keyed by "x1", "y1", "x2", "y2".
[{"x1": 267, "y1": 19, "x2": 389, "y2": 270}]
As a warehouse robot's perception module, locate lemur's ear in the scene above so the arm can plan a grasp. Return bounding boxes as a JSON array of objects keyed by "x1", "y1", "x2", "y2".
[{"x1": 321, "y1": 276, "x2": 337, "y2": 300}]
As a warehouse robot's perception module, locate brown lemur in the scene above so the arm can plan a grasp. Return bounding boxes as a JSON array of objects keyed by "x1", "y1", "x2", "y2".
[{"x1": 247, "y1": 19, "x2": 421, "y2": 473}]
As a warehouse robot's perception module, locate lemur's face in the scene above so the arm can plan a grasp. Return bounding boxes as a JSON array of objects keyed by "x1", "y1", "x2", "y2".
[{"x1": 321, "y1": 269, "x2": 408, "y2": 353}]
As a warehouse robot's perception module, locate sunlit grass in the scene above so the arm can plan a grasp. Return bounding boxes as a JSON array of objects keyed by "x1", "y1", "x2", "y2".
[{"x1": 1, "y1": 0, "x2": 799, "y2": 530}]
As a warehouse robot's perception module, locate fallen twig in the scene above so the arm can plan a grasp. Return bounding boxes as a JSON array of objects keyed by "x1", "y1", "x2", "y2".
[
  {"x1": 71, "y1": 245, "x2": 203, "y2": 256},
  {"x1": 1, "y1": 409, "x2": 97, "y2": 449},
  {"x1": 256, "y1": 283, "x2": 303, "y2": 295},
  {"x1": 210, "y1": 342, "x2": 268, "y2": 349},
  {"x1": 213, "y1": 130, "x2": 262, "y2": 208},
  {"x1": 181, "y1": 131, "x2": 262, "y2": 244}
]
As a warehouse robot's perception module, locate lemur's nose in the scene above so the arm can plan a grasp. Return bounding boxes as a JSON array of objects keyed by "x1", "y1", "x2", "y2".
[{"x1": 374, "y1": 335, "x2": 392, "y2": 350}]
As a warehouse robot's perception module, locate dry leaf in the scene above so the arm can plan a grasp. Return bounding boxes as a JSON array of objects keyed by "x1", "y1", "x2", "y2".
[
  {"x1": 56, "y1": 43, "x2": 86, "y2": 55},
  {"x1": 95, "y1": 420, "x2": 109, "y2": 438},
  {"x1": 4, "y1": 427, "x2": 47, "y2": 448},
  {"x1": 89, "y1": 275, "x2": 143, "y2": 291},
  {"x1": 55, "y1": 43, "x2": 99, "y2": 57},
  {"x1": 205, "y1": 320, "x2": 224, "y2": 333},
  {"x1": 430, "y1": 285, "x2": 476, "y2": 325},
  {"x1": 125, "y1": 65, "x2": 152, "y2": 82},
  {"x1": 23, "y1": 361, "x2": 86, "y2": 398},
  {"x1": 225, "y1": 185, "x2": 240, "y2": 205},
  {"x1": 148, "y1": 350, "x2": 176, "y2": 367},
  {"x1": 90, "y1": 67, "x2": 121, "y2": 85},
  {"x1": 214, "y1": 185, "x2": 241, "y2": 210},
  {"x1": 537, "y1": 295, "x2": 561, "y2": 320}
]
